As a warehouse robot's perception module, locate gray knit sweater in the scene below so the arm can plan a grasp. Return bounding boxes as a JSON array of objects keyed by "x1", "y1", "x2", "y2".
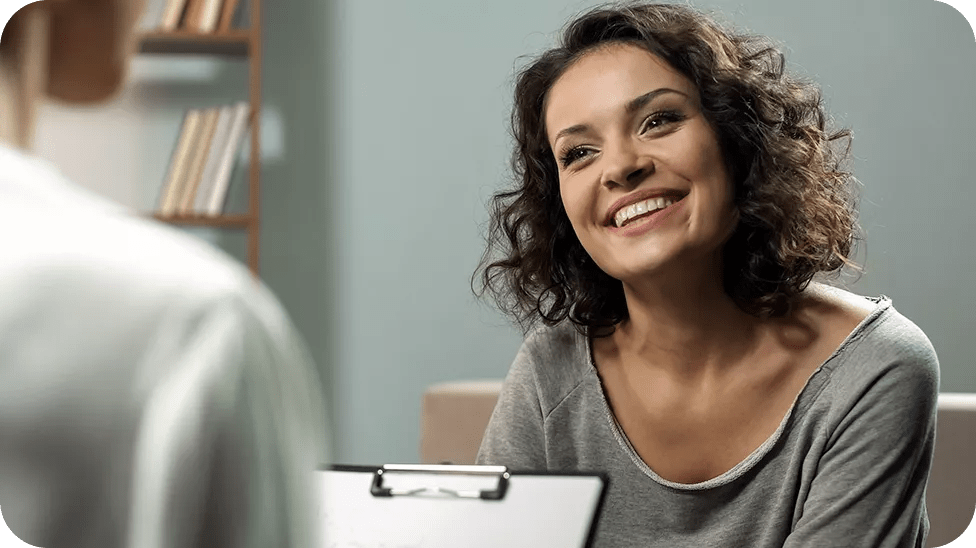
[{"x1": 477, "y1": 296, "x2": 939, "y2": 548}]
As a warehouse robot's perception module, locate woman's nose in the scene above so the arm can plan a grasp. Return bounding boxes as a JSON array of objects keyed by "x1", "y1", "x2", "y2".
[{"x1": 599, "y1": 139, "x2": 653, "y2": 189}]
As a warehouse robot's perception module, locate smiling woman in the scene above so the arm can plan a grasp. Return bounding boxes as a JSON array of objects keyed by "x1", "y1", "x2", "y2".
[{"x1": 474, "y1": 3, "x2": 939, "y2": 547}]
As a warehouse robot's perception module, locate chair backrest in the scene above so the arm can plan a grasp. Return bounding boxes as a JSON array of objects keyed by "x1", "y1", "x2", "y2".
[
  {"x1": 419, "y1": 383, "x2": 976, "y2": 546},
  {"x1": 420, "y1": 380, "x2": 503, "y2": 465},
  {"x1": 927, "y1": 393, "x2": 976, "y2": 547}
]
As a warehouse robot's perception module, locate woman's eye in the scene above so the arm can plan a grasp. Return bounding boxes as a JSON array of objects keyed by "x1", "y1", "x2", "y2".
[
  {"x1": 560, "y1": 147, "x2": 594, "y2": 168},
  {"x1": 640, "y1": 110, "x2": 685, "y2": 134}
]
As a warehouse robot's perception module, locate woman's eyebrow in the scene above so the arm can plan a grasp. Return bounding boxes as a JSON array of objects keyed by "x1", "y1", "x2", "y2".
[
  {"x1": 552, "y1": 123, "x2": 589, "y2": 146},
  {"x1": 625, "y1": 87, "x2": 687, "y2": 114}
]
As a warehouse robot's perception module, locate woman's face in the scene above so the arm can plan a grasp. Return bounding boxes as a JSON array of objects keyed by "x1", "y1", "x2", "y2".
[{"x1": 545, "y1": 43, "x2": 738, "y2": 285}]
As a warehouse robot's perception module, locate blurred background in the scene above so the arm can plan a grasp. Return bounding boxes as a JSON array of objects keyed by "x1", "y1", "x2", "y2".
[{"x1": 31, "y1": 0, "x2": 975, "y2": 465}]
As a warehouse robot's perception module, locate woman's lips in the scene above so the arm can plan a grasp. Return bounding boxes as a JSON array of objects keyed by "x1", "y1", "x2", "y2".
[
  {"x1": 607, "y1": 196, "x2": 685, "y2": 237},
  {"x1": 604, "y1": 189, "x2": 688, "y2": 227}
]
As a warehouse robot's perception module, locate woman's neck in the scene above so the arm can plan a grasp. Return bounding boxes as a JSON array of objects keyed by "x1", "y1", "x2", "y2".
[{"x1": 612, "y1": 262, "x2": 766, "y2": 379}]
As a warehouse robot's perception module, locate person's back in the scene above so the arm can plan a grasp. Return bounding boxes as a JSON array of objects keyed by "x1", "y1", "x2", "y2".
[
  {"x1": 0, "y1": 2, "x2": 330, "y2": 546},
  {"x1": 0, "y1": 144, "x2": 330, "y2": 548}
]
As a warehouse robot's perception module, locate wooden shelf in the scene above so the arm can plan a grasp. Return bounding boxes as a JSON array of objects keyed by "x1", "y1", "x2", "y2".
[
  {"x1": 139, "y1": 31, "x2": 251, "y2": 57},
  {"x1": 139, "y1": 0, "x2": 263, "y2": 276},
  {"x1": 151, "y1": 213, "x2": 252, "y2": 228}
]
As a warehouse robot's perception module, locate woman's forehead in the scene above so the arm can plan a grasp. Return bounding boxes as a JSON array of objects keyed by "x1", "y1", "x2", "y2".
[{"x1": 544, "y1": 44, "x2": 698, "y2": 138}]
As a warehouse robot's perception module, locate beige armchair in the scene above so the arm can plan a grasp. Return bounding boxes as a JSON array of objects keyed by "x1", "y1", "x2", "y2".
[
  {"x1": 927, "y1": 393, "x2": 976, "y2": 547},
  {"x1": 420, "y1": 380, "x2": 504, "y2": 465},
  {"x1": 420, "y1": 383, "x2": 976, "y2": 546}
]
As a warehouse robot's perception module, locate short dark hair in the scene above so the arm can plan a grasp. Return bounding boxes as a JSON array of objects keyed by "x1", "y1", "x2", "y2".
[{"x1": 475, "y1": 2, "x2": 861, "y2": 336}]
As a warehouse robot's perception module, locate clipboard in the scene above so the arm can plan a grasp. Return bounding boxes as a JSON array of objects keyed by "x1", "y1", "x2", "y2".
[{"x1": 316, "y1": 464, "x2": 607, "y2": 548}]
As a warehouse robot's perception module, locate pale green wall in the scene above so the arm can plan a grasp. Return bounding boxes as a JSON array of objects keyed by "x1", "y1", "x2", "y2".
[{"x1": 35, "y1": 0, "x2": 976, "y2": 466}]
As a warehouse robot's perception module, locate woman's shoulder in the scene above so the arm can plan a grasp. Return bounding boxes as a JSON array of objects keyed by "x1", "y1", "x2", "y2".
[
  {"x1": 511, "y1": 320, "x2": 595, "y2": 410},
  {"x1": 802, "y1": 284, "x2": 939, "y2": 407},
  {"x1": 806, "y1": 284, "x2": 937, "y2": 367},
  {"x1": 849, "y1": 297, "x2": 940, "y2": 385}
]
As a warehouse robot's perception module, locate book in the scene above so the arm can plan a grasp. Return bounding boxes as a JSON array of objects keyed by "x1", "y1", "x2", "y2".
[
  {"x1": 217, "y1": 0, "x2": 241, "y2": 32},
  {"x1": 158, "y1": 0, "x2": 190, "y2": 31},
  {"x1": 198, "y1": 0, "x2": 224, "y2": 33},
  {"x1": 181, "y1": 0, "x2": 207, "y2": 31},
  {"x1": 158, "y1": 109, "x2": 203, "y2": 216},
  {"x1": 191, "y1": 105, "x2": 234, "y2": 214},
  {"x1": 206, "y1": 101, "x2": 251, "y2": 216},
  {"x1": 178, "y1": 107, "x2": 221, "y2": 214}
]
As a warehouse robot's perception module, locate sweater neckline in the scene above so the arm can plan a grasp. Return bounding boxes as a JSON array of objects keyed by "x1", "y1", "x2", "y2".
[{"x1": 583, "y1": 295, "x2": 892, "y2": 491}]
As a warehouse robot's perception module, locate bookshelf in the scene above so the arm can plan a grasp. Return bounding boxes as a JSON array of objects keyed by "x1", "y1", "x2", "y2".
[{"x1": 139, "y1": 0, "x2": 263, "y2": 276}]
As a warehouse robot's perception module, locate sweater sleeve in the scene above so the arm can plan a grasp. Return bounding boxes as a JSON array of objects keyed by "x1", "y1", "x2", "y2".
[
  {"x1": 783, "y1": 323, "x2": 940, "y2": 548},
  {"x1": 476, "y1": 338, "x2": 549, "y2": 471}
]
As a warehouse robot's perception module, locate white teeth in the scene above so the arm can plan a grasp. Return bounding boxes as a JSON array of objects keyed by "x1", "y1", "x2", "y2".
[
  {"x1": 615, "y1": 209, "x2": 628, "y2": 228},
  {"x1": 614, "y1": 196, "x2": 679, "y2": 227}
]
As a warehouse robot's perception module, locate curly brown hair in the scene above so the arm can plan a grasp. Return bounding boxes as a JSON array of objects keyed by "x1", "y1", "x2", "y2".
[{"x1": 475, "y1": 2, "x2": 861, "y2": 336}]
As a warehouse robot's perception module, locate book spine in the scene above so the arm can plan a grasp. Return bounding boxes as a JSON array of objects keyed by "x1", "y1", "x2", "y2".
[
  {"x1": 199, "y1": 0, "x2": 224, "y2": 33},
  {"x1": 192, "y1": 105, "x2": 234, "y2": 214},
  {"x1": 158, "y1": 109, "x2": 203, "y2": 216},
  {"x1": 206, "y1": 101, "x2": 251, "y2": 216},
  {"x1": 159, "y1": 0, "x2": 190, "y2": 31},
  {"x1": 181, "y1": 0, "x2": 206, "y2": 32},
  {"x1": 178, "y1": 107, "x2": 221, "y2": 214}
]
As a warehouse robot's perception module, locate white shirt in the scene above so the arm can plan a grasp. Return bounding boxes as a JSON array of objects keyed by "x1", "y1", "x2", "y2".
[{"x1": 0, "y1": 145, "x2": 330, "y2": 548}]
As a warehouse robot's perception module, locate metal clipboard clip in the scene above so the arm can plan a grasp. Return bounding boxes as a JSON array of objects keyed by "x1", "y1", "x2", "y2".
[{"x1": 370, "y1": 464, "x2": 510, "y2": 500}]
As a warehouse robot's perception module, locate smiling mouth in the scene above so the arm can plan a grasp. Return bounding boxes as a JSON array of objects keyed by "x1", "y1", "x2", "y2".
[{"x1": 613, "y1": 195, "x2": 682, "y2": 228}]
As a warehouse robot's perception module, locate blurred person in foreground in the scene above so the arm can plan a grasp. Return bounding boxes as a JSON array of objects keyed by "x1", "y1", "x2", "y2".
[{"x1": 0, "y1": 1, "x2": 330, "y2": 547}]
